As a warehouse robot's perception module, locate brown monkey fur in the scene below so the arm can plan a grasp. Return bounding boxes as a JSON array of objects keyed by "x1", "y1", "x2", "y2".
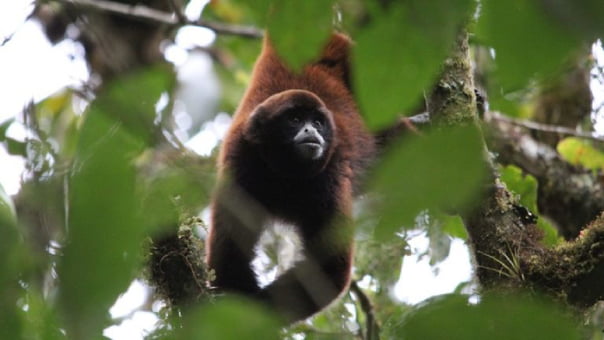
[{"x1": 207, "y1": 33, "x2": 376, "y2": 323}]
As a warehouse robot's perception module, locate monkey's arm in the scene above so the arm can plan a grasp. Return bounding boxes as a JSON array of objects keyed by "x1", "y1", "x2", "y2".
[{"x1": 207, "y1": 183, "x2": 266, "y2": 294}]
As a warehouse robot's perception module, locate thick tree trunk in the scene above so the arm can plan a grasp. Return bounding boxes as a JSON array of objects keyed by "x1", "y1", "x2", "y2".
[{"x1": 430, "y1": 30, "x2": 604, "y2": 308}]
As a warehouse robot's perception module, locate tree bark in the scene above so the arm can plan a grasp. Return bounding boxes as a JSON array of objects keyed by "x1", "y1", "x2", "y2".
[
  {"x1": 486, "y1": 112, "x2": 604, "y2": 239},
  {"x1": 430, "y1": 30, "x2": 604, "y2": 308}
]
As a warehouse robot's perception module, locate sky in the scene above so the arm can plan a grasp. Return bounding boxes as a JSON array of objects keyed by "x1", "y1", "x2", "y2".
[{"x1": 0, "y1": 1, "x2": 602, "y2": 339}]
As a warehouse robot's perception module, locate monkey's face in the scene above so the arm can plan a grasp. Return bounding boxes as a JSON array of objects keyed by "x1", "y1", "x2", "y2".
[
  {"x1": 244, "y1": 90, "x2": 335, "y2": 175},
  {"x1": 286, "y1": 108, "x2": 331, "y2": 161}
]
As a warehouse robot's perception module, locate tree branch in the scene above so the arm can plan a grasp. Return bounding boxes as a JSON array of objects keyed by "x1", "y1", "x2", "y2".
[
  {"x1": 44, "y1": 0, "x2": 263, "y2": 38},
  {"x1": 1, "y1": 33, "x2": 15, "y2": 46},
  {"x1": 350, "y1": 281, "x2": 379, "y2": 340},
  {"x1": 488, "y1": 111, "x2": 604, "y2": 144},
  {"x1": 486, "y1": 112, "x2": 604, "y2": 239},
  {"x1": 167, "y1": 0, "x2": 187, "y2": 24},
  {"x1": 430, "y1": 30, "x2": 604, "y2": 309}
]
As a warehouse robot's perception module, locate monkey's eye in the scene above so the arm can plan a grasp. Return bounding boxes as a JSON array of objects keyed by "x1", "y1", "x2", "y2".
[
  {"x1": 288, "y1": 116, "x2": 301, "y2": 125},
  {"x1": 313, "y1": 119, "x2": 323, "y2": 128}
]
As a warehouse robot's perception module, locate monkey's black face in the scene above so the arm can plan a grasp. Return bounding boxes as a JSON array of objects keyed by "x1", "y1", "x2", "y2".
[
  {"x1": 284, "y1": 109, "x2": 331, "y2": 161},
  {"x1": 244, "y1": 90, "x2": 336, "y2": 176}
]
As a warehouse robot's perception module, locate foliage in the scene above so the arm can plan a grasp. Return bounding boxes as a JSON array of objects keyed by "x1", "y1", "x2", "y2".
[
  {"x1": 398, "y1": 293, "x2": 581, "y2": 340},
  {"x1": 499, "y1": 165, "x2": 559, "y2": 246},
  {"x1": 557, "y1": 137, "x2": 604, "y2": 171},
  {"x1": 476, "y1": 0, "x2": 581, "y2": 91},
  {"x1": 168, "y1": 297, "x2": 281, "y2": 340},
  {"x1": 354, "y1": 0, "x2": 476, "y2": 128},
  {"x1": 2, "y1": 0, "x2": 604, "y2": 339},
  {"x1": 371, "y1": 126, "x2": 485, "y2": 239},
  {"x1": 0, "y1": 183, "x2": 23, "y2": 339}
]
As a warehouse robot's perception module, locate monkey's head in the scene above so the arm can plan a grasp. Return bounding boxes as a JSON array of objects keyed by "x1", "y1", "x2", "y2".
[{"x1": 243, "y1": 89, "x2": 336, "y2": 176}]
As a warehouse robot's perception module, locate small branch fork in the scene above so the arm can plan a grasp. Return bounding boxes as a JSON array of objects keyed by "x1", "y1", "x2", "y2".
[
  {"x1": 487, "y1": 111, "x2": 604, "y2": 144},
  {"x1": 41, "y1": 0, "x2": 263, "y2": 38},
  {"x1": 350, "y1": 280, "x2": 380, "y2": 340}
]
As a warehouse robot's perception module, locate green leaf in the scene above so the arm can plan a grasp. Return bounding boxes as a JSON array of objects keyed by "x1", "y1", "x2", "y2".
[
  {"x1": 557, "y1": 137, "x2": 604, "y2": 171},
  {"x1": 499, "y1": 165, "x2": 560, "y2": 246},
  {"x1": 142, "y1": 161, "x2": 214, "y2": 231},
  {"x1": 476, "y1": 0, "x2": 580, "y2": 90},
  {"x1": 0, "y1": 183, "x2": 22, "y2": 340},
  {"x1": 173, "y1": 297, "x2": 281, "y2": 340},
  {"x1": 355, "y1": 0, "x2": 475, "y2": 128},
  {"x1": 57, "y1": 68, "x2": 171, "y2": 338},
  {"x1": 540, "y1": 0, "x2": 604, "y2": 41},
  {"x1": 94, "y1": 66, "x2": 174, "y2": 146},
  {"x1": 0, "y1": 182, "x2": 16, "y2": 227},
  {"x1": 21, "y1": 290, "x2": 66, "y2": 340},
  {"x1": 536, "y1": 218, "x2": 560, "y2": 247},
  {"x1": 0, "y1": 118, "x2": 15, "y2": 141},
  {"x1": 261, "y1": 1, "x2": 335, "y2": 71},
  {"x1": 212, "y1": 36, "x2": 259, "y2": 113},
  {"x1": 500, "y1": 165, "x2": 538, "y2": 211},
  {"x1": 59, "y1": 111, "x2": 143, "y2": 338},
  {"x1": 438, "y1": 214, "x2": 467, "y2": 240},
  {"x1": 371, "y1": 127, "x2": 485, "y2": 240},
  {"x1": 5, "y1": 137, "x2": 26, "y2": 156},
  {"x1": 487, "y1": 89, "x2": 526, "y2": 118},
  {"x1": 396, "y1": 293, "x2": 581, "y2": 339}
]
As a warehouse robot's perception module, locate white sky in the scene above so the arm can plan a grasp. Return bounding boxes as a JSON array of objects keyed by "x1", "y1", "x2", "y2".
[
  {"x1": 591, "y1": 40, "x2": 604, "y2": 134},
  {"x1": 0, "y1": 1, "x2": 602, "y2": 339},
  {"x1": 396, "y1": 232, "x2": 473, "y2": 304}
]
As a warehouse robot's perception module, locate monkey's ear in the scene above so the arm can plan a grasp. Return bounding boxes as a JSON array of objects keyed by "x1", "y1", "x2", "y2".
[
  {"x1": 316, "y1": 33, "x2": 353, "y2": 90},
  {"x1": 243, "y1": 109, "x2": 266, "y2": 144}
]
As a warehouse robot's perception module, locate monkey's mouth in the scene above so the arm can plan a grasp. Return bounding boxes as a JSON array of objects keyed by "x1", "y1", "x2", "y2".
[
  {"x1": 297, "y1": 136, "x2": 322, "y2": 146},
  {"x1": 296, "y1": 139, "x2": 324, "y2": 160},
  {"x1": 300, "y1": 141, "x2": 321, "y2": 147}
]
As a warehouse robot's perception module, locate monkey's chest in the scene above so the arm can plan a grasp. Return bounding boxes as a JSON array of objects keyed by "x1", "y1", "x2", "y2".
[{"x1": 240, "y1": 171, "x2": 338, "y2": 223}]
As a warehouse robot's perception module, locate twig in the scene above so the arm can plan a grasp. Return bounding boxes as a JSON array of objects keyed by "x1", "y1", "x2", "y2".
[
  {"x1": 1, "y1": 33, "x2": 15, "y2": 46},
  {"x1": 487, "y1": 111, "x2": 604, "y2": 143},
  {"x1": 43, "y1": 0, "x2": 263, "y2": 38},
  {"x1": 167, "y1": 0, "x2": 187, "y2": 24},
  {"x1": 593, "y1": 101, "x2": 604, "y2": 116},
  {"x1": 350, "y1": 280, "x2": 380, "y2": 340}
]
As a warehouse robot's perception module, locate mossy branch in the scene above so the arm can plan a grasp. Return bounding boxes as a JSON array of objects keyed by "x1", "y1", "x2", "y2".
[{"x1": 430, "y1": 30, "x2": 604, "y2": 309}]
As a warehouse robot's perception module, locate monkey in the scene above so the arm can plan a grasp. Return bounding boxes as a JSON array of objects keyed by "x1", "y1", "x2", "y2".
[{"x1": 206, "y1": 33, "x2": 378, "y2": 323}]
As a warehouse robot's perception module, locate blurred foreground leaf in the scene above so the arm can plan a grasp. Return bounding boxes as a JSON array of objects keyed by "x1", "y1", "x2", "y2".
[
  {"x1": 142, "y1": 157, "x2": 215, "y2": 231},
  {"x1": 476, "y1": 0, "x2": 579, "y2": 90},
  {"x1": 248, "y1": 1, "x2": 334, "y2": 71},
  {"x1": 540, "y1": 0, "x2": 604, "y2": 40},
  {"x1": 171, "y1": 297, "x2": 281, "y2": 340},
  {"x1": 371, "y1": 127, "x2": 485, "y2": 239},
  {"x1": 21, "y1": 290, "x2": 65, "y2": 340},
  {"x1": 0, "y1": 183, "x2": 22, "y2": 339},
  {"x1": 95, "y1": 66, "x2": 174, "y2": 146},
  {"x1": 355, "y1": 0, "x2": 475, "y2": 128},
  {"x1": 58, "y1": 68, "x2": 171, "y2": 338},
  {"x1": 438, "y1": 214, "x2": 467, "y2": 240},
  {"x1": 0, "y1": 182, "x2": 16, "y2": 226},
  {"x1": 397, "y1": 294, "x2": 581, "y2": 339}
]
